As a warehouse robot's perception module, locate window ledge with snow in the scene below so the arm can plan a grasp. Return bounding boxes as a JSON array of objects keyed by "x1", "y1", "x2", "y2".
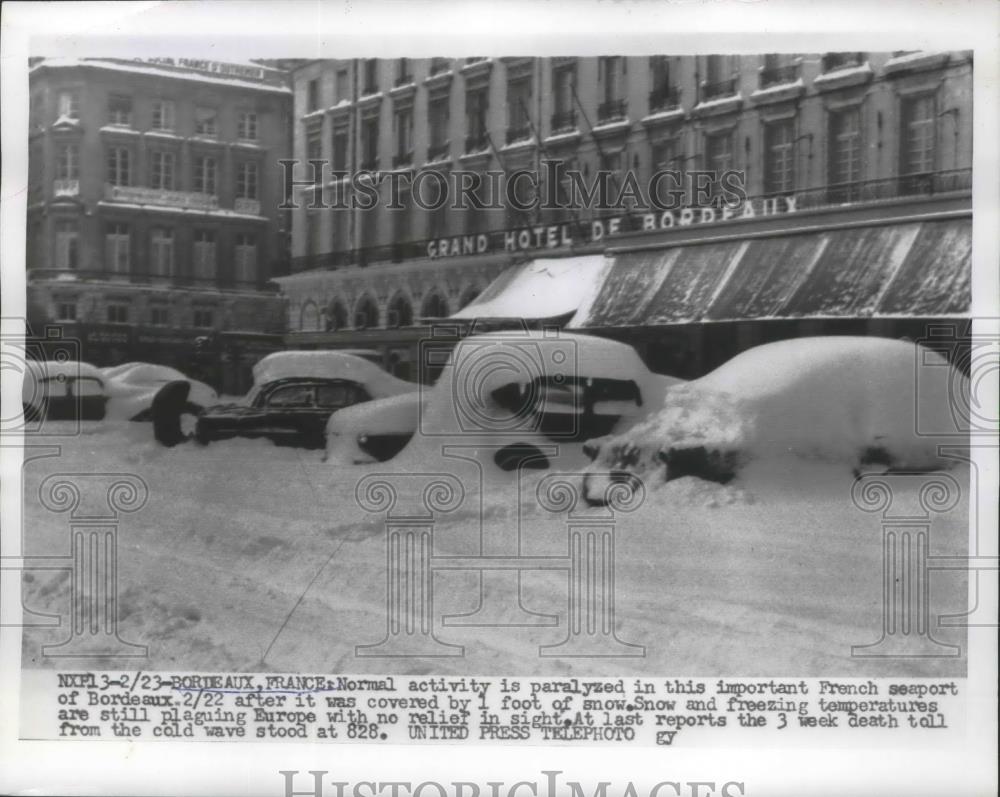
[
  {"x1": 749, "y1": 78, "x2": 805, "y2": 105},
  {"x1": 813, "y1": 62, "x2": 873, "y2": 92}
]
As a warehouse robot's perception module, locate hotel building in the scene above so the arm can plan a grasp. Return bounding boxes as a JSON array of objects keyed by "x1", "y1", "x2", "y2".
[
  {"x1": 26, "y1": 57, "x2": 293, "y2": 387},
  {"x1": 277, "y1": 52, "x2": 972, "y2": 382}
]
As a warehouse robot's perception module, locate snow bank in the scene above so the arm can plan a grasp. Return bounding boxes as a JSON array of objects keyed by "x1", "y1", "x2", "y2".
[
  {"x1": 251, "y1": 350, "x2": 416, "y2": 399},
  {"x1": 585, "y1": 336, "x2": 967, "y2": 488}
]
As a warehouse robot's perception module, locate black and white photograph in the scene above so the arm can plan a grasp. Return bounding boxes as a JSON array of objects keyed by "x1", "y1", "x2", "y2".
[{"x1": 1, "y1": 1, "x2": 997, "y2": 795}]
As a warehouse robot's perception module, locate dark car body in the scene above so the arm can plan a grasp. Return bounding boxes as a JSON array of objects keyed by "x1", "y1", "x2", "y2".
[{"x1": 194, "y1": 377, "x2": 373, "y2": 448}]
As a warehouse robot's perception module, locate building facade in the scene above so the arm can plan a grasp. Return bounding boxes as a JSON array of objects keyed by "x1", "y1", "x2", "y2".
[
  {"x1": 26, "y1": 57, "x2": 293, "y2": 381},
  {"x1": 276, "y1": 52, "x2": 972, "y2": 381}
]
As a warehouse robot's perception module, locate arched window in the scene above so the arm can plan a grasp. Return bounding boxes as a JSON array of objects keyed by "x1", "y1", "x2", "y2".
[
  {"x1": 299, "y1": 300, "x2": 321, "y2": 332},
  {"x1": 353, "y1": 294, "x2": 380, "y2": 329},
  {"x1": 421, "y1": 291, "x2": 449, "y2": 319},
  {"x1": 326, "y1": 299, "x2": 348, "y2": 331},
  {"x1": 386, "y1": 293, "x2": 414, "y2": 328},
  {"x1": 458, "y1": 285, "x2": 481, "y2": 311}
]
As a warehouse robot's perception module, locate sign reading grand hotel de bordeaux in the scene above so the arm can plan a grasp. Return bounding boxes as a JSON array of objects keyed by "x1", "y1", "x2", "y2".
[{"x1": 426, "y1": 194, "x2": 799, "y2": 259}]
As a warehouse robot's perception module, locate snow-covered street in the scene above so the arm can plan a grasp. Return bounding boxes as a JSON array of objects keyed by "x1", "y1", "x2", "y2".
[{"x1": 19, "y1": 418, "x2": 968, "y2": 677}]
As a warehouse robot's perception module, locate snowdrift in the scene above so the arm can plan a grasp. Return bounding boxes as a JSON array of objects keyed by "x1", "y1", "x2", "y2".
[{"x1": 584, "y1": 336, "x2": 967, "y2": 491}]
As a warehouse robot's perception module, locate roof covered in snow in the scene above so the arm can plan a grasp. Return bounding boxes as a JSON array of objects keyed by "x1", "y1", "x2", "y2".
[
  {"x1": 570, "y1": 217, "x2": 971, "y2": 328},
  {"x1": 251, "y1": 350, "x2": 415, "y2": 398},
  {"x1": 451, "y1": 255, "x2": 609, "y2": 321}
]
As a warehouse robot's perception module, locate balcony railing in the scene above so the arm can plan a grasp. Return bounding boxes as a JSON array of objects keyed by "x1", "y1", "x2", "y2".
[
  {"x1": 234, "y1": 198, "x2": 261, "y2": 215},
  {"x1": 822, "y1": 52, "x2": 864, "y2": 72},
  {"x1": 648, "y1": 86, "x2": 681, "y2": 113},
  {"x1": 286, "y1": 168, "x2": 971, "y2": 275},
  {"x1": 597, "y1": 99, "x2": 628, "y2": 123},
  {"x1": 550, "y1": 110, "x2": 577, "y2": 133},
  {"x1": 465, "y1": 133, "x2": 489, "y2": 154},
  {"x1": 759, "y1": 62, "x2": 800, "y2": 88},
  {"x1": 53, "y1": 179, "x2": 80, "y2": 197},
  {"x1": 104, "y1": 184, "x2": 219, "y2": 210},
  {"x1": 429, "y1": 58, "x2": 450, "y2": 75},
  {"x1": 426, "y1": 141, "x2": 451, "y2": 162},
  {"x1": 392, "y1": 151, "x2": 414, "y2": 168},
  {"x1": 701, "y1": 77, "x2": 738, "y2": 101},
  {"x1": 506, "y1": 125, "x2": 532, "y2": 145}
]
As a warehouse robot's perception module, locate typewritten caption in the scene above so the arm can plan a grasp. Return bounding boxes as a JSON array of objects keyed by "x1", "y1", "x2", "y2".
[{"x1": 22, "y1": 672, "x2": 963, "y2": 745}]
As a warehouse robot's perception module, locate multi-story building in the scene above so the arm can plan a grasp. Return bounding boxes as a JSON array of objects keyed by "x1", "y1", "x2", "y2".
[
  {"x1": 26, "y1": 57, "x2": 293, "y2": 385},
  {"x1": 277, "y1": 52, "x2": 972, "y2": 381}
]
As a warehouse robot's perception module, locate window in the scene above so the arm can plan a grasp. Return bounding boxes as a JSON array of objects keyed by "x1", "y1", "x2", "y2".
[
  {"x1": 354, "y1": 295, "x2": 380, "y2": 329},
  {"x1": 55, "y1": 221, "x2": 79, "y2": 270},
  {"x1": 760, "y1": 54, "x2": 800, "y2": 88},
  {"x1": 105, "y1": 223, "x2": 130, "y2": 273},
  {"x1": 306, "y1": 131, "x2": 322, "y2": 182},
  {"x1": 764, "y1": 119, "x2": 795, "y2": 195},
  {"x1": 316, "y1": 383, "x2": 364, "y2": 409},
  {"x1": 307, "y1": 78, "x2": 320, "y2": 112},
  {"x1": 193, "y1": 155, "x2": 217, "y2": 195},
  {"x1": 387, "y1": 294, "x2": 414, "y2": 328},
  {"x1": 703, "y1": 56, "x2": 736, "y2": 99},
  {"x1": 106, "y1": 147, "x2": 131, "y2": 186},
  {"x1": 150, "y1": 150, "x2": 176, "y2": 190},
  {"x1": 238, "y1": 111, "x2": 258, "y2": 141},
  {"x1": 56, "y1": 144, "x2": 79, "y2": 180},
  {"x1": 335, "y1": 69, "x2": 349, "y2": 102},
  {"x1": 192, "y1": 308, "x2": 215, "y2": 329},
  {"x1": 651, "y1": 137, "x2": 677, "y2": 170},
  {"x1": 267, "y1": 384, "x2": 314, "y2": 408},
  {"x1": 466, "y1": 87, "x2": 489, "y2": 150},
  {"x1": 326, "y1": 300, "x2": 348, "y2": 331},
  {"x1": 150, "y1": 228, "x2": 174, "y2": 277},
  {"x1": 705, "y1": 131, "x2": 734, "y2": 205},
  {"x1": 507, "y1": 76, "x2": 532, "y2": 142},
  {"x1": 57, "y1": 301, "x2": 77, "y2": 321},
  {"x1": 428, "y1": 97, "x2": 450, "y2": 158},
  {"x1": 394, "y1": 107, "x2": 413, "y2": 164},
  {"x1": 361, "y1": 117, "x2": 379, "y2": 170},
  {"x1": 236, "y1": 161, "x2": 258, "y2": 199},
  {"x1": 822, "y1": 52, "x2": 864, "y2": 72},
  {"x1": 421, "y1": 292, "x2": 449, "y2": 319},
  {"x1": 649, "y1": 56, "x2": 677, "y2": 112},
  {"x1": 151, "y1": 99, "x2": 175, "y2": 131},
  {"x1": 193, "y1": 230, "x2": 217, "y2": 280},
  {"x1": 900, "y1": 94, "x2": 936, "y2": 177},
  {"x1": 150, "y1": 306, "x2": 170, "y2": 326},
  {"x1": 363, "y1": 59, "x2": 379, "y2": 94},
  {"x1": 106, "y1": 304, "x2": 129, "y2": 324},
  {"x1": 552, "y1": 63, "x2": 577, "y2": 130},
  {"x1": 58, "y1": 91, "x2": 80, "y2": 120},
  {"x1": 234, "y1": 233, "x2": 257, "y2": 283},
  {"x1": 107, "y1": 94, "x2": 132, "y2": 126},
  {"x1": 332, "y1": 127, "x2": 349, "y2": 172},
  {"x1": 195, "y1": 107, "x2": 217, "y2": 136},
  {"x1": 396, "y1": 58, "x2": 411, "y2": 86},
  {"x1": 600, "y1": 56, "x2": 625, "y2": 113},
  {"x1": 430, "y1": 58, "x2": 450, "y2": 75},
  {"x1": 828, "y1": 106, "x2": 863, "y2": 200}
]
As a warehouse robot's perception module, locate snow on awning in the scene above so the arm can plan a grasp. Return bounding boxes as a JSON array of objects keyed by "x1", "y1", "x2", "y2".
[
  {"x1": 569, "y1": 217, "x2": 971, "y2": 328},
  {"x1": 450, "y1": 255, "x2": 610, "y2": 321}
]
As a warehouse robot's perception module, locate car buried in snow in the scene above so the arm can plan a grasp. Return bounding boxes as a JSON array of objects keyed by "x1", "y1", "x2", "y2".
[
  {"x1": 325, "y1": 331, "x2": 683, "y2": 472},
  {"x1": 194, "y1": 350, "x2": 416, "y2": 448}
]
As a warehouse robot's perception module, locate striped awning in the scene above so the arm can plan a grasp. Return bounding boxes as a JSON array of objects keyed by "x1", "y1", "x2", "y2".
[{"x1": 569, "y1": 217, "x2": 971, "y2": 328}]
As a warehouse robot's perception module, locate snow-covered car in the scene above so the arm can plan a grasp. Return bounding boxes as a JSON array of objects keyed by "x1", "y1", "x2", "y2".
[
  {"x1": 101, "y1": 362, "x2": 218, "y2": 421},
  {"x1": 196, "y1": 350, "x2": 416, "y2": 448},
  {"x1": 326, "y1": 331, "x2": 682, "y2": 471},
  {"x1": 22, "y1": 361, "x2": 109, "y2": 422},
  {"x1": 581, "y1": 335, "x2": 969, "y2": 504}
]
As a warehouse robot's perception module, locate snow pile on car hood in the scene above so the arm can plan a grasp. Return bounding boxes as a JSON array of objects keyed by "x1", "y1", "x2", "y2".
[
  {"x1": 251, "y1": 351, "x2": 416, "y2": 398},
  {"x1": 584, "y1": 336, "x2": 967, "y2": 484}
]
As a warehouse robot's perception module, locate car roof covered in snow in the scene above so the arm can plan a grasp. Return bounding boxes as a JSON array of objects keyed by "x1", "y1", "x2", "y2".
[
  {"x1": 251, "y1": 350, "x2": 416, "y2": 398},
  {"x1": 26, "y1": 360, "x2": 105, "y2": 382}
]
